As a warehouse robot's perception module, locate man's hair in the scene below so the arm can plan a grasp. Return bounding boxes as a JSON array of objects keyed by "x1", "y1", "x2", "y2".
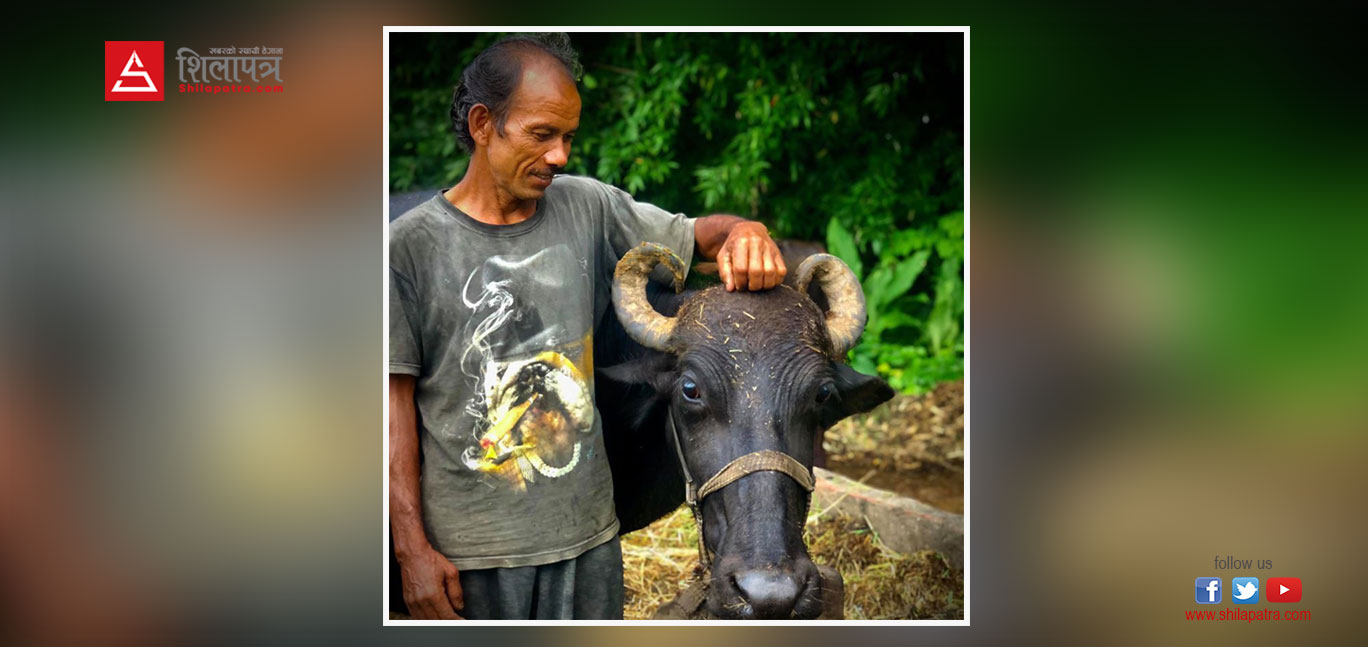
[{"x1": 449, "y1": 33, "x2": 582, "y2": 153}]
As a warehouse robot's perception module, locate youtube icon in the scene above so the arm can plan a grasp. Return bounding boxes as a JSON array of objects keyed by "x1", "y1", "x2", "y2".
[{"x1": 1267, "y1": 577, "x2": 1302, "y2": 603}]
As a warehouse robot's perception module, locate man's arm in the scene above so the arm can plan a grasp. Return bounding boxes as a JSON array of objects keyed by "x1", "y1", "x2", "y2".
[
  {"x1": 389, "y1": 374, "x2": 464, "y2": 619},
  {"x1": 694, "y1": 214, "x2": 787, "y2": 292}
]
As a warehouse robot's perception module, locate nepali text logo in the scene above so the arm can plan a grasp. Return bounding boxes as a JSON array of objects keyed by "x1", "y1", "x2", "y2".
[
  {"x1": 176, "y1": 46, "x2": 284, "y2": 94},
  {"x1": 105, "y1": 41, "x2": 164, "y2": 101}
]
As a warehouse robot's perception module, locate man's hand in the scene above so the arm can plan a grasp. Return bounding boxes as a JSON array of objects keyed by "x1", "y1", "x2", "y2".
[
  {"x1": 398, "y1": 546, "x2": 465, "y2": 619},
  {"x1": 390, "y1": 373, "x2": 464, "y2": 619},
  {"x1": 717, "y1": 221, "x2": 786, "y2": 291}
]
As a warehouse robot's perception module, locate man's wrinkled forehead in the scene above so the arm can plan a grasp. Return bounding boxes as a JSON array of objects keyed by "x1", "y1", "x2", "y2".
[{"x1": 507, "y1": 55, "x2": 580, "y2": 117}]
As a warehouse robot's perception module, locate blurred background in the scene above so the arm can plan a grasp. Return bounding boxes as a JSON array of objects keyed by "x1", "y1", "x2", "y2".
[{"x1": 2, "y1": 3, "x2": 1366, "y2": 645}]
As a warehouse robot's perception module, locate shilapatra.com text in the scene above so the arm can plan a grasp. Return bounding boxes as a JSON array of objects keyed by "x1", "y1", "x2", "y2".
[{"x1": 179, "y1": 83, "x2": 283, "y2": 94}]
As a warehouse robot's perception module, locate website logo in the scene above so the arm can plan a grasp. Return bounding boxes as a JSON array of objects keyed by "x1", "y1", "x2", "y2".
[
  {"x1": 1232, "y1": 577, "x2": 1260, "y2": 604},
  {"x1": 176, "y1": 46, "x2": 285, "y2": 95},
  {"x1": 105, "y1": 41, "x2": 164, "y2": 101},
  {"x1": 1194, "y1": 577, "x2": 1222, "y2": 604},
  {"x1": 1267, "y1": 577, "x2": 1302, "y2": 603}
]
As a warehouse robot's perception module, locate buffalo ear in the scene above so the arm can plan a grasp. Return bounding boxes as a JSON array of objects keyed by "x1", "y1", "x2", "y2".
[
  {"x1": 596, "y1": 352, "x2": 678, "y2": 394},
  {"x1": 597, "y1": 353, "x2": 678, "y2": 431},
  {"x1": 832, "y1": 362, "x2": 895, "y2": 418}
]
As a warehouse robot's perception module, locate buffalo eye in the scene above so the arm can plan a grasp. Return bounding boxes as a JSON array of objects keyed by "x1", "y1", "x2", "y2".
[
  {"x1": 815, "y1": 383, "x2": 834, "y2": 404},
  {"x1": 681, "y1": 378, "x2": 702, "y2": 402}
]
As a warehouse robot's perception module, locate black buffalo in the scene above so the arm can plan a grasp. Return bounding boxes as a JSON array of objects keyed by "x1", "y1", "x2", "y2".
[{"x1": 596, "y1": 243, "x2": 893, "y2": 619}]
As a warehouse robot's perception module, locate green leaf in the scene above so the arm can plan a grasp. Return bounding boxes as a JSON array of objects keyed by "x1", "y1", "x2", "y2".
[
  {"x1": 878, "y1": 311, "x2": 923, "y2": 332},
  {"x1": 926, "y1": 257, "x2": 963, "y2": 353},
  {"x1": 888, "y1": 229, "x2": 924, "y2": 256},
  {"x1": 886, "y1": 250, "x2": 931, "y2": 306},
  {"x1": 825, "y1": 218, "x2": 863, "y2": 279},
  {"x1": 862, "y1": 266, "x2": 894, "y2": 313},
  {"x1": 939, "y1": 211, "x2": 964, "y2": 238},
  {"x1": 862, "y1": 250, "x2": 929, "y2": 318},
  {"x1": 850, "y1": 347, "x2": 878, "y2": 375}
]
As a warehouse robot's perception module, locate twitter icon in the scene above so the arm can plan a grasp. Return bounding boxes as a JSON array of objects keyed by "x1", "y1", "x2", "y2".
[{"x1": 1232, "y1": 577, "x2": 1260, "y2": 604}]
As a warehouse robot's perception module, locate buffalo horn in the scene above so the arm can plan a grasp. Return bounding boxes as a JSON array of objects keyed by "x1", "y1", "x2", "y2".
[
  {"x1": 794, "y1": 254, "x2": 867, "y2": 357},
  {"x1": 612, "y1": 242, "x2": 686, "y2": 351}
]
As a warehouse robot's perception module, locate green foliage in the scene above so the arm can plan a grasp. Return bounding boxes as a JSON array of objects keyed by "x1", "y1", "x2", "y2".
[
  {"x1": 826, "y1": 219, "x2": 863, "y2": 279},
  {"x1": 390, "y1": 33, "x2": 964, "y2": 393},
  {"x1": 843, "y1": 210, "x2": 964, "y2": 394}
]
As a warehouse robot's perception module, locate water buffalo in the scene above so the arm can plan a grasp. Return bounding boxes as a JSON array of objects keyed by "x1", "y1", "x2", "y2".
[{"x1": 596, "y1": 242, "x2": 894, "y2": 619}]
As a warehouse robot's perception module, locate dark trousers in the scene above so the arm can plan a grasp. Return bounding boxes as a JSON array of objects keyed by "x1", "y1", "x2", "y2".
[{"x1": 456, "y1": 536, "x2": 624, "y2": 620}]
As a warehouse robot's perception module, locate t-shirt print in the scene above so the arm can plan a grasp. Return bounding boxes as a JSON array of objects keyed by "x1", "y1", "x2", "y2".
[
  {"x1": 454, "y1": 244, "x2": 596, "y2": 492},
  {"x1": 389, "y1": 176, "x2": 694, "y2": 568}
]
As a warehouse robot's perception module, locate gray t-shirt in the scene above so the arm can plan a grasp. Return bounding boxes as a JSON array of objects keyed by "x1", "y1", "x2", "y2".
[{"x1": 389, "y1": 175, "x2": 695, "y2": 570}]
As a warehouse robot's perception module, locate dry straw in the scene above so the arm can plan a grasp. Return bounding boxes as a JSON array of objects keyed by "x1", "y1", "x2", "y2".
[{"x1": 622, "y1": 506, "x2": 963, "y2": 620}]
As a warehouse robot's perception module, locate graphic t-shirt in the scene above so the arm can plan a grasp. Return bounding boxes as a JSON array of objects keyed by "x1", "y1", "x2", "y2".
[{"x1": 389, "y1": 175, "x2": 695, "y2": 569}]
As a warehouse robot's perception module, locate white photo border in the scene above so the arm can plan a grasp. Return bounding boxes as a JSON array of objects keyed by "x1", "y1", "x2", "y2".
[{"x1": 381, "y1": 25, "x2": 970, "y2": 627}]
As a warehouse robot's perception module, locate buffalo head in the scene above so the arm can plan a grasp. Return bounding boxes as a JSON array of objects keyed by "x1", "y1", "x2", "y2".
[{"x1": 607, "y1": 243, "x2": 893, "y2": 619}]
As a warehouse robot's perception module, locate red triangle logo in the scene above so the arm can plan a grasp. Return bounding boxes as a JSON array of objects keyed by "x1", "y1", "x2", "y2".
[
  {"x1": 112, "y1": 51, "x2": 158, "y2": 92},
  {"x1": 105, "y1": 41, "x2": 164, "y2": 101}
]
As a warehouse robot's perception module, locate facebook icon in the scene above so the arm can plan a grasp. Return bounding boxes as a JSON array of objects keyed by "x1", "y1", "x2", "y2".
[{"x1": 1195, "y1": 577, "x2": 1222, "y2": 604}]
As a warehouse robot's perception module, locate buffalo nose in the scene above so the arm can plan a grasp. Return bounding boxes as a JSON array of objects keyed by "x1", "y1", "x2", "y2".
[{"x1": 733, "y1": 570, "x2": 803, "y2": 618}]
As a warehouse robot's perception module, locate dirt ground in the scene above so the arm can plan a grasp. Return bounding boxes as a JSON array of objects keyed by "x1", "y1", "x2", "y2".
[{"x1": 823, "y1": 380, "x2": 965, "y2": 513}]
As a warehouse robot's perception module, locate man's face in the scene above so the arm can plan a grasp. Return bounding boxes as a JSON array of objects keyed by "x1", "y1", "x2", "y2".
[{"x1": 484, "y1": 60, "x2": 581, "y2": 202}]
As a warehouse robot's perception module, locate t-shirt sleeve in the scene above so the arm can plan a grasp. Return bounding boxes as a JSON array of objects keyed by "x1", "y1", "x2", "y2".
[
  {"x1": 598, "y1": 182, "x2": 696, "y2": 283},
  {"x1": 389, "y1": 241, "x2": 422, "y2": 376}
]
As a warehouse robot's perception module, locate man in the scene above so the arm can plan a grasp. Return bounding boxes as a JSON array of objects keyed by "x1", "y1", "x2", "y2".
[{"x1": 389, "y1": 33, "x2": 786, "y2": 620}]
